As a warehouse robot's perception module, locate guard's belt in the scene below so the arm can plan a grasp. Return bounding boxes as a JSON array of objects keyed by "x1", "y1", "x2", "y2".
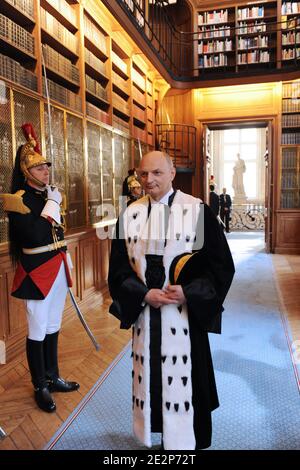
[{"x1": 22, "y1": 240, "x2": 67, "y2": 254}]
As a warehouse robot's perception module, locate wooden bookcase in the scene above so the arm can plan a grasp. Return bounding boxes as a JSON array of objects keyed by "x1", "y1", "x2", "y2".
[
  {"x1": 0, "y1": 0, "x2": 161, "y2": 237},
  {"x1": 196, "y1": 1, "x2": 299, "y2": 74},
  {"x1": 281, "y1": 1, "x2": 300, "y2": 63},
  {"x1": 275, "y1": 79, "x2": 300, "y2": 253},
  {"x1": 197, "y1": 7, "x2": 236, "y2": 71},
  {"x1": 280, "y1": 80, "x2": 300, "y2": 209}
]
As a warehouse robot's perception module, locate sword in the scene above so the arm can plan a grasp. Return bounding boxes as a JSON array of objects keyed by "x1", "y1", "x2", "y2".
[
  {"x1": 42, "y1": 49, "x2": 100, "y2": 351},
  {"x1": 68, "y1": 288, "x2": 100, "y2": 351},
  {"x1": 0, "y1": 426, "x2": 7, "y2": 440},
  {"x1": 217, "y1": 215, "x2": 226, "y2": 228}
]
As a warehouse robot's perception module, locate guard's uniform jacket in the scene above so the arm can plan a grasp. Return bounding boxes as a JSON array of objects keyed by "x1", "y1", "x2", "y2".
[{"x1": 8, "y1": 183, "x2": 71, "y2": 300}]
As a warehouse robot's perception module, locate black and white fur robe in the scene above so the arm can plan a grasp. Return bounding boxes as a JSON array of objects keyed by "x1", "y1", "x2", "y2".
[{"x1": 108, "y1": 190, "x2": 235, "y2": 450}]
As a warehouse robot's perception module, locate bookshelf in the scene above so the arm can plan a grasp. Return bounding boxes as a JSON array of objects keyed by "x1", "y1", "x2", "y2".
[
  {"x1": 196, "y1": 2, "x2": 300, "y2": 73},
  {"x1": 280, "y1": 80, "x2": 300, "y2": 209},
  {"x1": 237, "y1": 2, "x2": 277, "y2": 67},
  {"x1": 111, "y1": 41, "x2": 131, "y2": 133},
  {"x1": 197, "y1": 8, "x2": 236, "y2": 71},
  {"x1": 281, "y1": 2, "x2": 300, "y2": 63},
  {"x1": 132, "y1": 61, "x2": 147, "y2": 142},
  {"x1": 0, "y1": 0, "x2": 162, "y2": 239}
]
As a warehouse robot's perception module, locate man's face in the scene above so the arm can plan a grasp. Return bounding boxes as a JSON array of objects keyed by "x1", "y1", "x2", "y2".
[
  {"x1": 28, "y1": 163, "x2": 50, "y2": 186},
  {"x1": 138, "y1": 152, "x2": 176, "y2": 201}
]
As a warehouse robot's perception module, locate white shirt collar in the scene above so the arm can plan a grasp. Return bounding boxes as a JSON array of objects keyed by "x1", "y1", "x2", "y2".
[{"x1": 150, "y1": 187, "x2": 174, "y2": 206}]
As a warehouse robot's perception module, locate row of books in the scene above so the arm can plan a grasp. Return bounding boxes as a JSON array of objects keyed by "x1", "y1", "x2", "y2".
[
  {"x1": 281, "y1": 2, "x2": 300, "y2": 14},
  {"x1": 198, "y1": 10, "x2": 229, "y2": 25},
  {"x1": 238, "y1": 36, "x2": 269, "y2": 48},
  {"x1": 282, "y1": 31, "x2": 300, "y2": 44},
  {"x1": 281, "y1": 171, "x2": 299, "y2": 188},
  {"x1": 282, "y1": 113, "x2": 300, "y2": 126},
  {"x1": 282, "y1": 47, "x2": 300, "y2": 59},
  {"x1": 280, "y1": 192, "x2": 300, "y2": 208},
  {"x1": 282, "y1": 99, "x2": 300, "y2": 112},
  {"x1": 237, "y1": 7, "x2": 265, "y2": 20},
  {"x1": 281, "y1": 132, "x2": 300, "y2": 144},
  {"x1": 282, "y1": 150, "x2": 298, "y2": 166},
  {"x1": 199, "y1": 54, "x2": 228, "y2": 67},
  {"x1": 238, "y1": 50, "x2": 270, "y2": 63},
  {"x1": 198, "y1": 26, "x2": 232, "y2": 39},
  {"x1": 283, "y1": 83, "x2": 300, "y2": 97},
  {"x1": 198, "y1": 40, "x2": 233, "y2": 53}
]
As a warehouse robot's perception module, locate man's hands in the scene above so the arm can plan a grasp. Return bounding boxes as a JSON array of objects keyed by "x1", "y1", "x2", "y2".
[
  {"x1": 46, "y1": 185, "x2": 62, "y2": 205},
  {"x1": 144, "y1": 285, "x2": 186, "y2": 309}
]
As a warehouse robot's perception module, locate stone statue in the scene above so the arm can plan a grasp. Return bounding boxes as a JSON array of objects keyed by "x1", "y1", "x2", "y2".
[{"x1": 232, "y1": 153, "x2": 246, "y2": 199}]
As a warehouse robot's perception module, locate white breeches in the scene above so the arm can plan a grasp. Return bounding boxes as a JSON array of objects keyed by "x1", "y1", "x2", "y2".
[{"x1": 25, "y1": 263, "x2": 69, "y2": 341}]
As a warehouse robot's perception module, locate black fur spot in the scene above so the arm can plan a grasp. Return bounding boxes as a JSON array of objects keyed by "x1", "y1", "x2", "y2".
[
  {"x1": 181, "y1": 377, "x2": 188, "y2": 386},
  {"x1": 183, "y1": 209, "x2": 188, "y2": 215},
  {"x1": 176, "y1": 233, "x2": 181, "y2": 240},
  {"x1": 141, "y1": 400, "x2": 144, "y2": 410},
  {"x1": 131, "y1": 257, "x2": 135, "y2": 264},
  {"x1": 172, "y1": 356, "x2": 177, "y2": 365},
  {"x1": 185, "y1": 235, "x2": 190, "y2": 242},
  {"x1": 137, "y1": 328, "x2": 141, "y2": 336},
  {"x1": 136, "y1": 398, "x2": 139, "y2": 407},
  {"x1": 183, "y1": 328, "x2": 188, "y2": 335},
  {"x1": 174, "y1": 403, "x2": 179, "y2": 412},
  {"x1": 161, "y1": 356, "x2": 167, "y2": 363},
  {"x1": 182, "y1": 355, "x2": 188, "y2": 364},
  {"x1": 132, "y1": 370, "x2": 134, "y2": 378},
  {"x1": 168, "y1": 376, "x2": 173, "y2": 386},
  {"x1": 171, "y1": 327, "x2": 176, "y2": 335},
  {"x1": 141, "y1": 356, "x2": 144, "y2": 365},
  {"x1": 135, "y1": 354, "x2": 139, "y2": 361},
  {"x1": 128, "y1": 237, "x2": 131, "y2": 243},
  {"x1": 138, "y1": 375, "x2": 142, "y2": 384},
  {"x1": 178, "y1": 306, "x2": 182, "y2": 313},
  {"x1": 134, "y1": 235, "x2": 138, "y2": 243},
  {"x1": 166, "y1": 402, "x2": 171, "y2": 410},
  {"x1": 184, "y1": 401, "x2": 190, "y2": 411}
]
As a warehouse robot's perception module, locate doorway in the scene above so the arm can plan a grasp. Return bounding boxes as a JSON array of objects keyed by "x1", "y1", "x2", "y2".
[{"x1": 202, "y1": 119, "x2": 274, "y2": 252}]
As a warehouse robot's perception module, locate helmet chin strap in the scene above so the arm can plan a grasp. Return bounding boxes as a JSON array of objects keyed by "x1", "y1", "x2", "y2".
[{"x1": 26, "y1": 172, "x2": 47, "y2": 189}]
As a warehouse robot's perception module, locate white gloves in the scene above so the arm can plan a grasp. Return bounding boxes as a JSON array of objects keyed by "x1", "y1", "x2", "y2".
[
  {"x1": 46, "y1": 185, "x2": 62, "y2": 205},
  {"x1": 41, "y1": 185, "x2": 62, "y2": 224}
]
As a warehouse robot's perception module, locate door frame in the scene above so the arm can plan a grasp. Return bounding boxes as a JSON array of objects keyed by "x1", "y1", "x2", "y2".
[{"x1": 197, "y1": 116, "x2": 278, "y2": 253}]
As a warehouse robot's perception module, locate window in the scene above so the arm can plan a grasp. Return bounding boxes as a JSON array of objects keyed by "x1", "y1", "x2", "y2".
[{"x1": 223, "y1": 128, "x2": 259, "y2": 199}]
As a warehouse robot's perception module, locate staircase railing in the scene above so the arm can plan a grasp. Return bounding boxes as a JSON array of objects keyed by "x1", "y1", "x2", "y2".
[{"x1": 156, "y1": 123, "x2": 196, "y2": 170}]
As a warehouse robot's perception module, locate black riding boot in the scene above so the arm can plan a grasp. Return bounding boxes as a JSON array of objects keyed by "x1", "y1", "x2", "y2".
[
  {"x1": 43, "y1": 331, "x2": 80, "y2": 393},
  {"x1": 26, "y1": 338, "x2": 56, "y2": 413}
]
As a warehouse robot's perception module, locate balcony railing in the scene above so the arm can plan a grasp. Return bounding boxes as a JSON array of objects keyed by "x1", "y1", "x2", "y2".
[{"x1": 111, "y1": 0, "x2": 300, "y2": 81}]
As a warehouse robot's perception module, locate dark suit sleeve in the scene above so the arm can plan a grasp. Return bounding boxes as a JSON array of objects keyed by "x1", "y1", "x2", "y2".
[
  {"x1": 182, "y1": 204, "x2": 235, "y2": 333},
  {"x1": 9, "y1": 211, "x2": 53, "y2": 246},
  {"x1": 108, "y1": 217, "x2": 149, "y2": 329}
]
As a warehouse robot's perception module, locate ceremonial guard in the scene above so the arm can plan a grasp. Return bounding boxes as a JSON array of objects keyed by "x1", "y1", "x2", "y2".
[{"x1": 2, "y1": 123, "x2": 79, "y2": 413}]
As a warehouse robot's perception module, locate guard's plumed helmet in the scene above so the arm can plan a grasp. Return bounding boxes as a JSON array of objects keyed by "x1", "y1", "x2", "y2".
[
  {"x1": 20, "y1": 123, "x2": 51, "y2": 187},
  {"x1": 127, "y1": 176, "x2": 141, "y2": 190}
]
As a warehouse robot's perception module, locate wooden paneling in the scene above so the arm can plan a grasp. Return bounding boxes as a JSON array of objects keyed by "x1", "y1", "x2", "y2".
[
  {"x1": 275, "y1": 212, "x2": 300, "y2": 253},
  {"x1": 192, "y1": 83, "x2": 281, "y2": 120},
  {"x1": 80, "y1": 236, "x2": 97, "y2": 299},
  {"x1": 0, "y1": 227, "x2": 114, "y2": 362}
]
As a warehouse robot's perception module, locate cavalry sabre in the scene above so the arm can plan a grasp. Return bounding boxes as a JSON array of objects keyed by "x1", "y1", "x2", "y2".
[{"x1": 42, "y1": 50, "x2": 100, "y2": 351}]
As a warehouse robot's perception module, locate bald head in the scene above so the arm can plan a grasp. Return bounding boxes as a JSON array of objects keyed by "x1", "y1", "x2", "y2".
[{"x1": 138, "y1": 151, "x2": 176, "y2": 201}]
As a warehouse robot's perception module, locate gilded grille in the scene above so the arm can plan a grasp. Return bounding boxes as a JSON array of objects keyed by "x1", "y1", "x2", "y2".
[
  {"x1": 101, "y1": 127, "x2": 113, "y2": 206},
  {"x1": 13, "y1": 91, "x2": 41, "y2": 153},
  {"x1": 87, "y1": 121, "x2": 101, "y2": 224},
  {"x1": 0, "y1": 83, "x2": 12, "y2": 243},
  {"x1": 44, "y1": 105, "x2": 65, "y2": 190},
  {"x1": 66, "y1": 113, "x2": 85, "y2": 228}
]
